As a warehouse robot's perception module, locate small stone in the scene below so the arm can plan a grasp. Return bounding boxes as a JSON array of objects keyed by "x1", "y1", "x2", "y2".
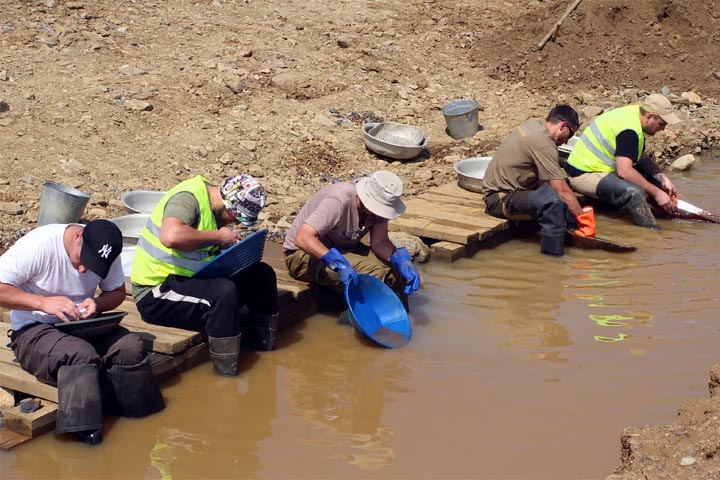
[
  {"x1": 118, "y1": 64, "x2": 147, "y2": 76},
  {"x1": 337, "y1": 37, "x2": 350, "y2": 49},
  {"x1": 87, "y1": 208, "x2": 107, "y2": 218},
  {"x1": 0, "y1": 101, "x2": 8, "y2": 113},
  {"x1": 239, "y1": 140, "x2": 256, "y2": 152},
  {"x1": 219, "y1": 152, "x2": 235, "y2": 165},
  {"x1": 225, "y1": 77, "x2": 246, "y2": 94},
  {"x1": 0, "y1": 201, "x2": 23, "y2": 215},
  {"x1": 19, "y1": 398, "x2": 41, "y2": 413},
  {"x1": 123, "y1": 99, "x2": 153, "y2": 111},
  {"x1": 0, "y1": 70, "x2": 8, "y2": 81},
  {"x1": 680, "y1": 91, "x2": 702, "y2": 105},
  {"x1": 680, "y1": 456, "x2": 696, "y2": 466}
]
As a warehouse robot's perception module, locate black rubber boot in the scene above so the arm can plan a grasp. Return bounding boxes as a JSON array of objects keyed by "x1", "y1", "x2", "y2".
[
  {"x1": 540, "y1": 232, "x2": 566, "y2": 256},
  {"x1": 208, "y1": 335, "x2": 241, "y2": 376},
  {"x1": 244, "y1": 313, "x2": 278, "y2": 351},
  {"x1": 597, "y1": 174, "x2": 659, "y2": 229},
  {"x1": 107, "y1": 356, "x2": 165, "y2": 418},
  {"x1": 55, "y1": 364, "x2": 103, "y2": 445}
]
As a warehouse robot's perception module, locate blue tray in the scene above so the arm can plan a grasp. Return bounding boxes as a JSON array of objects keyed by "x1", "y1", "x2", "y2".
[
  {"x1": 192, "y1": 229, "x2": 267, "y2": 279},
  {"x1": 344, "y1": 274, "x2": 411, "y2": 349}
]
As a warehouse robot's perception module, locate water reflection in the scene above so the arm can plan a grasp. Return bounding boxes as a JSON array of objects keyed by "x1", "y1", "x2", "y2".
[{"x1": 280, "y1": 344, "x2": 407, "y2": 470}]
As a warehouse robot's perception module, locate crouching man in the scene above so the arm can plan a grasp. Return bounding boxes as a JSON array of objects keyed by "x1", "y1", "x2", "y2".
[{"x1": 0, "y1": 220, "x2": 164, "y2": 445}]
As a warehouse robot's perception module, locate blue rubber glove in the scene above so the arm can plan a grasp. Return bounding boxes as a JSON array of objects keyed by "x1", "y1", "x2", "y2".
[
  {"x1": 389, "y1": 247, "x2": 421, "y2": 295},
  {"x1": 321, "y1": 248, "x2": 358, "y2": 287}
]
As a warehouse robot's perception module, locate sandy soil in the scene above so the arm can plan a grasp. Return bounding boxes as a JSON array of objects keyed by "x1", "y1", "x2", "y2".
[{"x1": 1, "y1": 1, "x2": 720, "y2": 477}]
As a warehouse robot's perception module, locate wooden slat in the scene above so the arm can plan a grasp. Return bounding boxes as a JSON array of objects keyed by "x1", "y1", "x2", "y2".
[
  {"x1": 0, "y1": 429, "x2": 31, "y2": 450},
  {"x1": 117, "y1": 300, "x2": 205, "y2": 355},
  {"x1": 430, "y1": 241, "x2": 467, "y2": 261},
  {"x1": 0, "y1": 347, "x2": 58, "y2": 403},
  {"x1": 403, "y1": 198, "x2": 510, "y2": 237},
  {"x1": 4, "y1": 401, "x2": 58, "y2": 437},
  {"x1": 389, "y1": 215, "x2": 480, "y2": 244}
]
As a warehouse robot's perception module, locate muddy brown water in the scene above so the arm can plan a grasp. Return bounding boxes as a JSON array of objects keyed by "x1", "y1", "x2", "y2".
[{"x1": 3, "y1": 156, "x2": 720, "y2": 479}]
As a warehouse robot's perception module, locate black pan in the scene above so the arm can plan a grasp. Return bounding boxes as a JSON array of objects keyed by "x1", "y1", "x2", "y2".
[
  {"x1": 566, "y1": 230, "x2": 637, "y2": 253},
  {"x1": 55, "y1": 311, "x2": 128, "y2": 338}
]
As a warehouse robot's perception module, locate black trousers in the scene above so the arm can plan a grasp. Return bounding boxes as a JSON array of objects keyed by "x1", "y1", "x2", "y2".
[
  {"x1": 484, "y1": 183, "x2": 577, "y2": 234},
  {"x1": 9, "y1": 323, "x2": 144, "y2": 386},
  {"x1": 136, "y1": 262, "x2": 278, "y2": 338}
]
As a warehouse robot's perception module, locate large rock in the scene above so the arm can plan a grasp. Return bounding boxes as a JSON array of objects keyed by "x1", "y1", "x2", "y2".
[
  {"x1": 388, "y1": 231, "x2": 430, "y2": 263},
  {"x1": 669, "y1": 154, "x2": 695, "y2": 171}
]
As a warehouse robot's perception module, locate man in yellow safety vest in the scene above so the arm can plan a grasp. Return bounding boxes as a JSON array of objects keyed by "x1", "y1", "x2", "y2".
[{"x1": 564, "y1": 93, "x2": 681, "y2": 229}]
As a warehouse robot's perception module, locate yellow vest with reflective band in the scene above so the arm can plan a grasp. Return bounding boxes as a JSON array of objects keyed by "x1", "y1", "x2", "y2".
[
  {"x1": 567, "y1": 105, "x2": 644, "y2": 173},
  {"x1": 131, "y1": 176, "x2": 220, "y2": 286}
]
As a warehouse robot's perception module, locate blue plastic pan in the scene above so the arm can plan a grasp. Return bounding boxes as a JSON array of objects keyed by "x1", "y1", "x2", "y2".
[
  {"x1": 344, "y1": 274, "x2": 411, "y2": 348},
  {"x1": 192, "y1": 229, "x2": 267, "y2": 279}
]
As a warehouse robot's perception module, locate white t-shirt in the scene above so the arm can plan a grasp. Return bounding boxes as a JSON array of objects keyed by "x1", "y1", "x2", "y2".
[{"x1": 0, "y1": 224, "x2": 125, "y2": 331}]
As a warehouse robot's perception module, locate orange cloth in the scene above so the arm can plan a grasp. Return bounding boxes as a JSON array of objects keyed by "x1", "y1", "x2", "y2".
[{"x1": 575, "y1": 206, "x2": 596, "y2": 237}]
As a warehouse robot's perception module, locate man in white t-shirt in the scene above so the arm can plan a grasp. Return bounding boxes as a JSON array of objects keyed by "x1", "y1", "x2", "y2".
[
  {"x1": 0, "y1": 220, "x2": 164, "y2": 445},
  {"x1": 283, "y1": 170, "x2": 421, "y2": 310}
]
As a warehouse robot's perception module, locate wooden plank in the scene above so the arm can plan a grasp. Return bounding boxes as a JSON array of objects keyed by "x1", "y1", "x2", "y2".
[
  {"x1": 404, "y1": 198, "x2": 510, "y2": 233},
  {"x1": 0, "y1": 429, "x2": 31, "y2": 450},
  {"x1": 430, "y1": 241, "x2": 467, "y2": 262},
  {"x1": 149, "y1": 342, "x2": 209, "y2": 383},
  {"x1": 0, "y1": 348, "x2": 58, "y2": 403},
  {"x1": 431, "y1": 182, "x2": 486, "y2": 200},
  {"x1": 4, "y1": 401, "x2": 58, "y2": 437},
  {"x1": 389, "y1": 215, "x2": 479, "y2": 244},
  {"x1": 418, "y1": 192, "x2": 486, "y2": 209}
]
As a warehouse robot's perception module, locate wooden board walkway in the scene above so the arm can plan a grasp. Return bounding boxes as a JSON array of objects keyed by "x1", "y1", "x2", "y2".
[
  {"x1": 0, "y1": 243, "x2": 316, "y2": 448},
  {"x1": 389, "y1": 182, "x2": 513, "y2": 261}
]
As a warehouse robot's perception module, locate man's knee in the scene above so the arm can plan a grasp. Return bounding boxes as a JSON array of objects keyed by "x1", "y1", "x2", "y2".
[{"x1": 108, "y1": 333, "x2": 145, "y2": 366}]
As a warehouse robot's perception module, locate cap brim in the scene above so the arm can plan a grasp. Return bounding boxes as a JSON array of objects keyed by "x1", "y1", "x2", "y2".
[
  {"x1": 80, "y1": 244, "x2": 110, "y2": 278},
  {"x1": 660, "y1": 112, "x2": 681, "y2": 125}
]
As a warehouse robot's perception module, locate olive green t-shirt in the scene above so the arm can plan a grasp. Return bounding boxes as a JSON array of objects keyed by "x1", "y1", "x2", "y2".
[{"x1": 481, "y1": 118, "x2": 566, "y2": 197}]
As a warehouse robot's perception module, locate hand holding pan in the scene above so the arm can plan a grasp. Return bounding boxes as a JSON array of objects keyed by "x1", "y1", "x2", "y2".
[{"x1": 565, "y1": 230, "x2": 637, "y2": 253}]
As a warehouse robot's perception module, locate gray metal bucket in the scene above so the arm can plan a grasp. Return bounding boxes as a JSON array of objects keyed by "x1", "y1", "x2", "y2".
[
  {"x1": 442, "y1": 99, "x2": 480, "y2": 140},
  {"x1": 37, "y1": 181, "x2": 91, "y2": 226}
]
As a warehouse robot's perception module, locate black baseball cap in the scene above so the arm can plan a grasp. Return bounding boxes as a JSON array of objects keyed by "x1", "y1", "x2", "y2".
[{"x1": 80, "y1": 220, "x2": 123, "y2": 278}]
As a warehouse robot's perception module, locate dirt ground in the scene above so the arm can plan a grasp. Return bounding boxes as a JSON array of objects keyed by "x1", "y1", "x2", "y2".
[{"x1": 1, "y1": 1, "x2": 720, "y2": 477}]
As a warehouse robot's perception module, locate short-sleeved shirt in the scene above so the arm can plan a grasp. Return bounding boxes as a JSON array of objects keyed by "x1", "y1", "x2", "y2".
[
  {"x1": 481, "y1": 118, "x2": 566, "y2": 197},
  {"x1": 283, "y1": 181, "x2": 387, "y2": 251},
  {"x1": 0, "y1": 224, "x2": 125, "y2": 331}
]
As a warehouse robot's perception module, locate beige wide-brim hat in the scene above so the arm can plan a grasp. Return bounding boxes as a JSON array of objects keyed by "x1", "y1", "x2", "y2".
[{"x1": 357, "y1": 170, "x2": 406, "y2": 220}]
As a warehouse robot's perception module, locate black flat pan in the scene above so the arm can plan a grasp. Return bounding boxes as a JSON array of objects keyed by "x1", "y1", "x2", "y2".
[
  {"x1": 55, "y1": 311, "x2": 128, "y2": 338},
  {"x1": 566, "y1": 230, "x2": 637, "y2": 253}
]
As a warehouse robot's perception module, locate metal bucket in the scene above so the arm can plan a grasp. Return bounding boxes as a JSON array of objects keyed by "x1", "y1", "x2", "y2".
[
  {"x1": 37, "y1": 181, "x2": 91, "y2": 226},
  {"x1": 442, "y1": 99, "x2": 479, "y2": 140}
]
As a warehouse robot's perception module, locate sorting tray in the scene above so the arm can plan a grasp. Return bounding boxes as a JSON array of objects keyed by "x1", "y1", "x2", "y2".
[
  {"x1": 192, "y1": 228, "x2": 267, "y2": 279},
  {"x1": 55, "y1": 311, "x2": 128, "y2": 338}
]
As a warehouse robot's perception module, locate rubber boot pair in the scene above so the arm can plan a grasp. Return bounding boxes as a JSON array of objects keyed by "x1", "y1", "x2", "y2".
[
  {"x1": 107, "y1": 356, "x2": 165, "y2": 418},
  {"x1": 242, "y1": 313, "x2": 279, "y2": 351},
  {"x1": 597, "y1": 174, "x2": 659, "y2": 229},
  {"x1": 208, "y1": 335, "x2": 241, "y2": 376}
]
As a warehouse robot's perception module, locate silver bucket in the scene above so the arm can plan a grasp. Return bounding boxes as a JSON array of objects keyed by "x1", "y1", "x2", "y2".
[
  {"x1": 442, "y1": 99, "x2": 480, "y2": 140},
  {"x1": 37, "y1": 181, "x2": 91, "y2": 226}
]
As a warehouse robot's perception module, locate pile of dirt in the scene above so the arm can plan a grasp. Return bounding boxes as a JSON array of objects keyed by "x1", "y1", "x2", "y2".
[{"x1": 0, "y1": 1, "x2": 720, "y2": 477}]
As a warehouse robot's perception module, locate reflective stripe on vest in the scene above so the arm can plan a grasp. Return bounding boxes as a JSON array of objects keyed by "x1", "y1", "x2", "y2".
[
  {"x1": 131, "y1": 175, "x2": 219, "y2": 286},
  {"x1": 567, "y1": 105, "x2": 644, "y2": 173}
]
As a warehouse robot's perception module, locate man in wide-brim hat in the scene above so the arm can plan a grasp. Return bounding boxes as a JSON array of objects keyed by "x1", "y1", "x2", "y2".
[{"x1": 283, "y1": 170, "x2": 421, "y2": 308}]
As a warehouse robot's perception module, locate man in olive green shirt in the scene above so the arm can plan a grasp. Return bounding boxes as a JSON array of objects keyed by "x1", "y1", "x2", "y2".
[{"x1": 482, "y1": 105, "x2": 586, "y2": 256}]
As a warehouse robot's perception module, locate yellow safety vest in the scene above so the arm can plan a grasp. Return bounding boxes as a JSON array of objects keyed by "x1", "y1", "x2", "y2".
[
  {"x1": 131, "y1": 176, "x2": 220, "y2": 286},
  {"x1": 567, "y1": 105, "x2": 644, "y2": 173}
]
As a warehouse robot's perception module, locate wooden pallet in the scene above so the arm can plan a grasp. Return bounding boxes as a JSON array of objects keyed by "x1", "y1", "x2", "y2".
[{"x1": 389, "y1": 182, "x2": 512, "y2": 261}]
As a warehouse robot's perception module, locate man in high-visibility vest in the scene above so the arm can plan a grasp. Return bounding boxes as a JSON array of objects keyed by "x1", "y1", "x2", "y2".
[
  {"x1": 482, "y1": 105, "x2": 593, "y2": 256},
  {"x1": 131, "y1": 174, "x2": 278, "y2": 377},
  {"x1": 564, "y1": 94, "x2": 681, "y2": 229}
]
